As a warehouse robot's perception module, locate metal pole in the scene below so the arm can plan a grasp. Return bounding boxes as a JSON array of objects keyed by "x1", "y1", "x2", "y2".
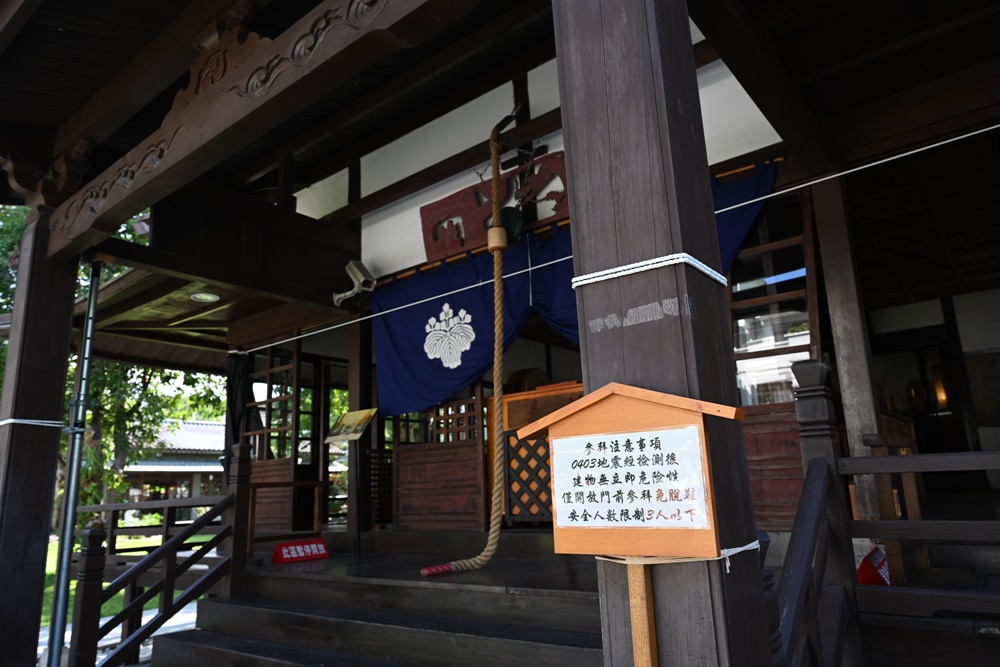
[{"x1": 48, "y1": 260, "x2": 102, "y2": 667}]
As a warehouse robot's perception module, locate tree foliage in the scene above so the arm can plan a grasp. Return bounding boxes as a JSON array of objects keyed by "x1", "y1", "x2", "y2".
[
  {"x1": 0, "y1": 205, "x2": 226, "y2": 518},
  {"x1": 78, "y1": 361, "x2": 224, "y2": 507}
]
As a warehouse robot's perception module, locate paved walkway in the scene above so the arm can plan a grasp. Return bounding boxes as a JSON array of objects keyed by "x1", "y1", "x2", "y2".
[{"x1": 37, "y1": 601, "x2": 198, "y2": 665}]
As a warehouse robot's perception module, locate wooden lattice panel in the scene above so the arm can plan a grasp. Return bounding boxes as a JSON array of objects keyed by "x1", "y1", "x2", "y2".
[
  {"x1": 370, "y1": 448, "x2": 394, "y2": 526},
  {"x1": 505, "y1": 431, "x2": 552, "y2": 523},
  {"x1": 431, "y1": 396, "x2": 485, "y2": 445}
]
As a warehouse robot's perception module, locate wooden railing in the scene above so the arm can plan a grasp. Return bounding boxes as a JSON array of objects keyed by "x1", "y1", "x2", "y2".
[
  {"x1": 786, "y1": 360, "x2": 868, "y2": 665},
  {"x1": 838, "y1": 449, "x2": 1000, "y2": 640},
  {"x1": 68, "y1": 444, "x2": 251, "y2": 667},
  {"x1": 789, "y1": 360, "x2": 1000, "y2": 665},
  {"x1": 77, "y1": 495, "x2": 228, "y2": 558},
  {"x1": 773, "y1": 459, "x2": 850, "y2": 667}
]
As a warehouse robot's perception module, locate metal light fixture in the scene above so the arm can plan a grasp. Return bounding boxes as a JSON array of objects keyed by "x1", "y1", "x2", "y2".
[{"x1": 190, "y1": 291, "x2": 221, "y2": 303}]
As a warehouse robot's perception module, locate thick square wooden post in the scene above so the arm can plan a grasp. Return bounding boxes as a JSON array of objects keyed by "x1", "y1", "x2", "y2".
[
  {"x1": 348, "y1": 313, "x2": 374, "y2": 552},
  {"x1": 0, "y1": 218, "x2": 78, "y2": 665},
  {"x1": 552, "y1": 1, "x2": 769, "y2": 664},
  {"x1": 811, "y1": 179, "x2": 881, "y2": 521}
]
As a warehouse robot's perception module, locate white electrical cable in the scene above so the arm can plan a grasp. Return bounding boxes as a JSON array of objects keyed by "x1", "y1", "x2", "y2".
[
  {"x1": 233, "y1": 255, "x2": 574, "y2": 354},
  {"x1": 714, "y1": 119, "x2": 1000, "y2": 215},
  {"x1": 232, "y1": 118, "x2": 1000, "y2": 355}
]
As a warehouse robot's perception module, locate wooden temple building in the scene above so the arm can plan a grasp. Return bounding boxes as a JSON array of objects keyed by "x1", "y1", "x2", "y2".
[{"x1": 1, "y1": 1, "x2": 1000, "y2": 665}]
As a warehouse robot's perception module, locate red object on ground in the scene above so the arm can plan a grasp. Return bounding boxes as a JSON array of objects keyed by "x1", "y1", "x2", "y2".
[
  {"x1": 857, "y1": 546, "x2": 891, "y2": 586},
  {"x1": 272, "y1": 539, "x2": 330, "y2": 564},
  {"x1": 420, "y1": 563, "x2": 454, "y2": 577}
]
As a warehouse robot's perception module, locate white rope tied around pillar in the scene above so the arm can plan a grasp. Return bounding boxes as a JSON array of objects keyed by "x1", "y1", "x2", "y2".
[
  {"x1": 571, "y1": 252, "x2": 727, "y2": 290},
  {"x1": 0, "y1": 418, "x2": 65, "y2": 428},
  {"x1": 596, "y1": 539, "x2": 760, "y2": 574}
]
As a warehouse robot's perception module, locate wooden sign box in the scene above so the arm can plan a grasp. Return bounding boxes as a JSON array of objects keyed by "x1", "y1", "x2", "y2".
[{"x1": 517, "y1": 382, "x2": 743, "y2": 559}]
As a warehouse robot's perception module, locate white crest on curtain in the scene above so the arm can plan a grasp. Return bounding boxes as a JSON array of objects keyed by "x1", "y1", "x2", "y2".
[{"x1": 424, "y1": 303, "x2": 476, "y2": 369}]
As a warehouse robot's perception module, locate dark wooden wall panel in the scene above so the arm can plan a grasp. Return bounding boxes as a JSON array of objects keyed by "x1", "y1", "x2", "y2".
[
  {"x1": 396, "y1": 441, "x2": 484, "y2": 531},
  {"x1": 743, "y1": 403, "x2": 803, "y2": 531},
  {"x1": 251, "y1": 458, "x2": 293, "y2": 535}
]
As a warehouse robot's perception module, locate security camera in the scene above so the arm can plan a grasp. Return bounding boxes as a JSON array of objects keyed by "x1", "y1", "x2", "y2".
[
  {"x1": 346, "y1": 260, "x2": 376, "y2": 292},
  {"x1": 333, "y1": 260, "x2": 377, "y2": 306}
]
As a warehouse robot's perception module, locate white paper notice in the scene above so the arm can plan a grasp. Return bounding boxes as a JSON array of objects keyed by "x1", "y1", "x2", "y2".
[{"x1": 551, "y1": 425, "x2": 708, "y2": 529}]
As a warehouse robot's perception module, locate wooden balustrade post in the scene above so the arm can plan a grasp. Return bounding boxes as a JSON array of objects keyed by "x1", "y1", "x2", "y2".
[
  {"x1": 119, "y1": 581, "x2": 144, "y2": 667},
  {"x1": 108, "y1": 509, "x2": 120, "y2": 554},
  {"x1": 69, "y1": 527, "x2": 107, "y2": 667},
  {"x1": 222, "y1": 442, "x2": 252, "y2": 598},
  {"x1": 791, "y1": 360, "x2": 866, "y2": 664}
]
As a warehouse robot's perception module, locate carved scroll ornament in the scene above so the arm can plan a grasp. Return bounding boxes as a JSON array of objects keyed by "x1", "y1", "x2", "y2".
[
  {"x1": 233, "y1": 0, "x2": 387, "y2": 98},
  {"x1": 54, "y1": 125, "x2": 185, "y2": 238}
]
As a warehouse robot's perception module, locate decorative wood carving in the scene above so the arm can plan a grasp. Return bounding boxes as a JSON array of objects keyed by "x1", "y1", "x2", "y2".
[
  {"x1": 49, "y1": 0, "x2": 466, "y2": 259},
  {"x1": 173, "y1": 0, "x2": 387, "y2": 114},
  {"x1": 233, "y1": 1, "x2": 387, "y2": 98},
  {"x1": 420, "y1": 151, "x2": 569, "y2": 263},
  {"x1": 55, "y1": 128, "x2": 183, "y2": 239},
  {"x1": 2, "y1": 139, "x2": 91, "y2": 217}
]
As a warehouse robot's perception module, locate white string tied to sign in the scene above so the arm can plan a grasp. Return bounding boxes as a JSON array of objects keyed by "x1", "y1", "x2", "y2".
[
  {"x1": 596, "y1": 539, "x2": 760, "y2": 574},
  {"x1": 571, "y1": 252, "x2": 727, "y2": 290}
]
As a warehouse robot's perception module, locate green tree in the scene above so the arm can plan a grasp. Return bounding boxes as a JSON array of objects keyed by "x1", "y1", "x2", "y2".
[
  {"x1": 78, "y1": 361, "x2": 224, "y2": 507},
  {"x1": 0, "y1": 205, "x2": 225, "y2": 522}
]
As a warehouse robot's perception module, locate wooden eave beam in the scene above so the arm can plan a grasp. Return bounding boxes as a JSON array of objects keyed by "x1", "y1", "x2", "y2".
[
  {"x1": 826, "y1": 56, "x2": 1000, "y2": 167},
  {"x1": 0, "y1": 0, "x2": 43, "y2": 58},
  {"x1": 794, "y1": 4, "x2": 1000, "y2": 87},
  {"x1": 688, "y1": 0, "x2": 834, "y2": 175},
  {"x1": 53, "y1": 0, "x2": 255, "y2": 157},
  {"x1": 91, "y1": 237, "x2": 343, "y2": 310},
  {"x1": 176, "y1": 180, "x2": 359, "y2": 255},
  {"x1": 692, "y1": 39, "x2": 721, "y2": 69},
  {"x1": 47, "y1": 0, "x2": 477, "y2": 259},
  {"x1": 91, "y1": 328, "x2": 229, "y2": 353},
  {"x1": 300, "y1": 38, "x2": 557, "y2": 192},
  {"x1": 234, "y1": 0, "x2": 553, "y2": 187},
  {"x1": 321, "y1": 107, "x2": 561, "y2": 225}
]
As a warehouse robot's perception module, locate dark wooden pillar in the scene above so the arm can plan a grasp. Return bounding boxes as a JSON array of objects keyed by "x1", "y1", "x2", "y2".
[
  {"x1": 0, "y1": 218, "x2": 78, "y2": 665},
  {"x1": 552, "y1": 1, "x2": 768, "y2": 664},
  {"x1": 223, "y1": 351, "x2": 254, "y2": 482},
  {"x1": 811, "y1": 179, "x2": 880, "y2": 520},
  {"x1": 791, "y1": 360, "x2": 866, "y2": 664},
  {"x1": 347, "y1": 313, "x2": 374, "y2": 553}
]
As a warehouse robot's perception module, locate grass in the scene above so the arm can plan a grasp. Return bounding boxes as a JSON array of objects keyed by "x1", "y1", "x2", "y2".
[{"x1": 41, "y1": 534, "x2": 209, "y2": 627}]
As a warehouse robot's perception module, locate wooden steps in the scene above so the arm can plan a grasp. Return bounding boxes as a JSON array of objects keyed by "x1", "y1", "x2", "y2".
[
  {"x1": 150, "y1": 558, "x2": 603, "y2": 666},
  {"x1": 152, "y1": 630, "x2": 403, "y2": 666}
]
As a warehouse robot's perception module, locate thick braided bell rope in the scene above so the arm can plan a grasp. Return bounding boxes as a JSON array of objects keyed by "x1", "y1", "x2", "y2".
[
  {"x1": 448, "y1": 128, "x2": 506, "y2": 572},
  {"x1": 422, "y1": 125, "x2": 507, "y2": 576}
]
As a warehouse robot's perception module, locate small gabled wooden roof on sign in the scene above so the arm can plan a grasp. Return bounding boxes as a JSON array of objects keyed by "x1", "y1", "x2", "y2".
[{"x1": 516, "y1": 382, "x2": 744, "y2": 441}]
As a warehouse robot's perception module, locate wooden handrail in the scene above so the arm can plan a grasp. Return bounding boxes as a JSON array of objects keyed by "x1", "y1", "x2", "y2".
[
  {"x1": 846, "y1": 519, "x2": 1000, "y2": 542},
  {"x1": 77, "y1": 495, "x2": 229, "y2": 513},
  {"x1": 69, "y1": 444, "x2": 254, "y2": 667},
  {"x1": 775, "y1": 458, "x2": 836, "y2": 667},
  {"x1": 69, "y1": 496, "x2": 235, "y2": 667},
  {"x1": 838, "y1": 450, "x2": 1000, "y2": 475},
  {"x1": 101, "y1": 497, "x2": 233, "y2": 601}
]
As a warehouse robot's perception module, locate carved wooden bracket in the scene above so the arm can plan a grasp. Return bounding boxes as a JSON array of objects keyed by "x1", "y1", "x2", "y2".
[{"x1": 1, "y1": 140, "x2": 91, "y2": 224}]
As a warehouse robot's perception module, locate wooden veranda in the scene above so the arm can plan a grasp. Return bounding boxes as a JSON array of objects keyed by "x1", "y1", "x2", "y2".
[{"x1": 2, "y1": 1, "x2": 1000, "y2": 665}]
